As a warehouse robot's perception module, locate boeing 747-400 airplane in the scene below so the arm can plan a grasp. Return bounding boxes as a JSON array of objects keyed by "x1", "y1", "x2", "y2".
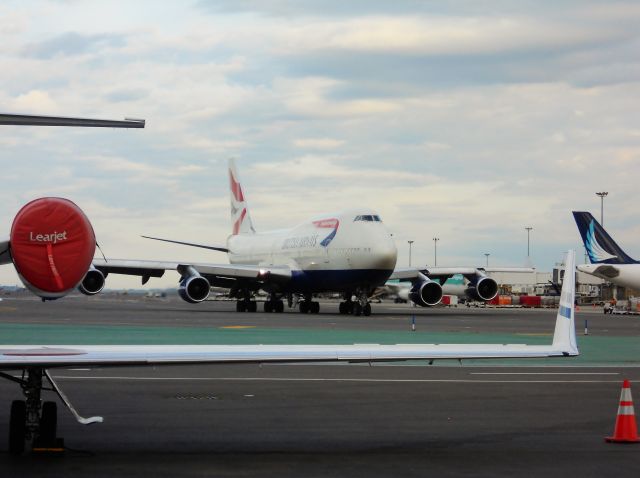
[{"x1": 84, "y1": 159, "x2": 503, "y2": 315}]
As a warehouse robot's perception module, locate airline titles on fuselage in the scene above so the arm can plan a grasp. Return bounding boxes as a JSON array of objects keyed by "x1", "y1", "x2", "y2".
[{"x1": 282, "y1": 234, "x2": 320, "y2": 249}]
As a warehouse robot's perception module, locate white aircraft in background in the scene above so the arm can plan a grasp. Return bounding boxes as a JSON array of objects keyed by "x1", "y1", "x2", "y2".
[
  {"x1": 0, "y1": 244, "x2": 579, "y2": 454},
  {"x1": 85, "y1": 159, "x2": 504, "y2": 315},
  {"x1": 572, "y1": 211, "x2": 640, "y2": 289}
]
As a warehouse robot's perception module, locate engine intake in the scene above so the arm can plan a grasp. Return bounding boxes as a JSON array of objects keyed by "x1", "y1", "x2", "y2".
[
  {"x1": 78, "y1": 267, "x2": 105, "y2": 295},
  {"x1": 178, "y1": 268, "x2": 210, "y2": 303},
  {"x1": 465, "y1": 275, "x2": 498, "y2": 302},
  {"x1": 9, "y1": 197, "x2": 96, "y2": 299},
  {"x1": 409, "y1": 275, "x2": 443, "y2": 307}
]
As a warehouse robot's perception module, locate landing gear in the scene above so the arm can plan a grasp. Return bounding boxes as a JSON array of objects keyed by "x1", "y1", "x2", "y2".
[
  {"x1": 9, "y1": 400, "x2": 26, "y2": 455},
  {"x1": 339, "y1": 291, "x2": 372, "y2": 316},
  {"x1": 236, "y1": 298, "x2": 258, "y2": 312},
  {"x1": 299, "y1": 295, "x2": 320, "y2": 314},
  {"x1": 338, "y1": 301, "x2": 351, "y2": 315},
  {"x1": 1, "y1": 368, "x2": 102, "y2": 455},
  {"x1": 264, "y1": 296, "x2": 285, "y2": 313}
]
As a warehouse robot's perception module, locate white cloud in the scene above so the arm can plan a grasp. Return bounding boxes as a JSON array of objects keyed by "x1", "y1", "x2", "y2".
[{"x1": 2, "y1": 2, "x2": 640, "y2": 287}]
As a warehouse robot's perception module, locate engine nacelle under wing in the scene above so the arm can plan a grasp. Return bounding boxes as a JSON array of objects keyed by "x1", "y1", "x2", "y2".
[
  {"x1": 465, "y1": 274, "x2": 498, "y2": 302},
  {"x1": 178, "y1": 267, "x2": 211, "y2": 303},
  {"x1": 408, "y1": 274, "x2": 443, "y2": 307},
  {"x1": 78, "y1": 266, "x2": 106, "y2": 295}
]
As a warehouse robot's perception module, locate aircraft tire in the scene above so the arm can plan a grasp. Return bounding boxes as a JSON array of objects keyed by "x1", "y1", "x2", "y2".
[
  {"x1": 248, "y1": 301, "x2": 257, "y2": 313},
  {"x1": 310, "y1": 301, "x2": 320, "y2": 314},
  {"x1": 9, "y1": 400, "x2": 26, "y2": 456},
  {"x1": 236, "y1": 301, "x2": 246, "y2": 312},
  {"x1": 338, "y1": 302, "x2": 346, "y2": 314},
  {"x1": 275, "y1": 300, "x2": 284, "y2": 313},
  {"x1": 353, "y1": 303, "x2": 362, "y2": 316},
  {"x1": 299, "y1": 302, "x2": 309, "y2": 314},
  {"x1": 363, "y1": 303, "x2": 372, "y2": 316},
  {"x1": 39, "y1": 401, "x2": 58, "y2": 444},
  {"x1": 264, "y1": 301, "x2": 273, "y2": 313}
]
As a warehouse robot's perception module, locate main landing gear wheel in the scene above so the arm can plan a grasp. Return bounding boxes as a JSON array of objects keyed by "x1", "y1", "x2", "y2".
[
  {"x1": 264, "y1": 300, "x2": 285, "y2": 313},
  {"x1": 299, "y1": 301, "x2": 320, "y2": 314},
  {"x1": 363, "y1": 303, "x2": 372, "y2": 316},
  {"x1": 338, "y1": 301, "x2": 353, "y2": 315},
  {"x1": 236, "y1": 300, "x2": 257, "y2": 312},
  {"x1": 353, "y1": 303, "x2": 362, "y2": 316},
  {"x1": 9, "y1": 400, "x2": 26, "y2": 456},
  {"x1": 39, "y1": 401, "x2": 58, "y2": 445},
  {"x1": 274, "y1": 300, "x2": 284, "y2": 313}
]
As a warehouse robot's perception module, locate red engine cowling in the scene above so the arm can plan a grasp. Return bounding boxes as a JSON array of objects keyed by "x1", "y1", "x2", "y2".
[{"x1": 10, "y1": 197, "x2": 96, "y2": 299}]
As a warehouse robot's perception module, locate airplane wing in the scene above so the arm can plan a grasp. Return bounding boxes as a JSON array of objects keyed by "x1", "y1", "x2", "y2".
[
  {"x1": 0, "y1": 113, "x2": 145, "y2": 128},
  {"x1": 0, "y1": 238, "x2": 10, "y2": 265},
  {"x1": 0, "y1": 251, "x2": 579, "y2": 369},
  {"x1": 390, "y1": 266, "x2": 534, "y2": 282},
  {"x1": 92, "y1": 258, "x2": 292, "y2": 287}
]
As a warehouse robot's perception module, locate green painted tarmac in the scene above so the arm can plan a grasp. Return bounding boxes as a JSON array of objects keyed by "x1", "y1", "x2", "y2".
[{"x1": 1, "y1": 322, "x2": 638, "y2": 366}]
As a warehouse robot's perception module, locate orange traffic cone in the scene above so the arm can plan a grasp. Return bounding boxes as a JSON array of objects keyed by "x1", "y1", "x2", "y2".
[{"x1": 605, "y1": 380, "x2": 640, "y2": 443}]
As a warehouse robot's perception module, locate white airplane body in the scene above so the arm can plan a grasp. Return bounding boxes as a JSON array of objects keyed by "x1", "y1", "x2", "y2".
[{"x1": 227, "y1": 209, "x2": 397, "y2": 291}]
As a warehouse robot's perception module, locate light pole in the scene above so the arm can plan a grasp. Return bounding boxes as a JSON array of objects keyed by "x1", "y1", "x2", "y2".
[
  {"x1": 596, "y1": 192, "x2": 608, "y2": 226},
  {"x1": 433, "y1": 237, "x2": 439, "y2": 267},
  {"x1": 484, "y1": 253, "x2": 490, "y2": 267},
  {"x1": 408, "y1": 240, "x2": 414, "y2": 267},
  {"x1": 525, "y1": 226, "x2": 533, "y2": 257}
]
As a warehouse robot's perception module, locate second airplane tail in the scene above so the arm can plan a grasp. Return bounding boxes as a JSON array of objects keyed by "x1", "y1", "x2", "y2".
[
  {"x1": 229, "y1": 159, "x2": 256, "y2": 235},
  {"x1": 572, "y1": 211, "x2": 638, "y2": 264}
]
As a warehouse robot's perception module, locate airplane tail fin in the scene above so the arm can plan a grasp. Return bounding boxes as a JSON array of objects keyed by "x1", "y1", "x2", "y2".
[
  {"x1": 552, "y1": 250, "x2": 579, "y2": 356},
  {"x1": 572, "y1": 212, "x2": 637, "y2": 264},
  {"x1": 228, "y1": 159, "x2": 255, "y2": 235}
]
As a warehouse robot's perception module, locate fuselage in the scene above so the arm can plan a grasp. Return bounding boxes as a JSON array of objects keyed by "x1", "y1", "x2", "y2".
[
  {"x1": 226, "y1": 208, "x2": 397, "y2": 292},
  {"x1": 577, "y1": 263, "x2": 640, "y2": 290}
]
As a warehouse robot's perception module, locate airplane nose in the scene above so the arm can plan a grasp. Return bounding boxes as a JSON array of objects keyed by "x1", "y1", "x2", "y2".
[{"x1": 371, "y1": 235, "x2": 397, "y2": 270}]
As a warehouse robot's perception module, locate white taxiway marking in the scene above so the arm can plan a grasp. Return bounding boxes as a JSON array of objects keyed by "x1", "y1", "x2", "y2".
[{"x1": 469, "y1": 372, "x2": 619, "y2": 375}]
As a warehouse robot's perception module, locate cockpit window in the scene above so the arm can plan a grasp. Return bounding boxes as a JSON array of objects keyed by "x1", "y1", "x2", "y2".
[{"x1": 354, "y1": 215, "x2": 382, "y2": 222}]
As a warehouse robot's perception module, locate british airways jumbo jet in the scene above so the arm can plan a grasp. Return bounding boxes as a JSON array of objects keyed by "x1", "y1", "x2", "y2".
[{"x1": 86, "y1": 160, "x2": 500, "y2": 315}]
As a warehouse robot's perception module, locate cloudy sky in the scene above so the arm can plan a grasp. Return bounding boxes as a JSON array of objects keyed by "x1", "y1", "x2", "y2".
[{"x1": 1, "y1": 1, "x2": 639, "y2": 288}]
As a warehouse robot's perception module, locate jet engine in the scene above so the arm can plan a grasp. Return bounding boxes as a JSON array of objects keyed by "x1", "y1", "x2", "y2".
[
  {"x1": 9, "y1": 197, "x2": 96, "y2": 300},
  {"x1": 78, "y1": 266, "x2": 106, "y2": 295},
  {"x1": 178, "y1": 267, "x2": 211, "y2": 303},
  {"x1": 408, "y1": 274, "x2": 443, "y2": 307},
  {"x1": 464, "y1": 274, "x2": 498, "y2": 302}
]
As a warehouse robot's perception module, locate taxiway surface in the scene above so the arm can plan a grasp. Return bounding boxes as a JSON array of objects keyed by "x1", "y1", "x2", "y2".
[{"x1": 1, "y1": 296, "x2": 639, "y2": 477}]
